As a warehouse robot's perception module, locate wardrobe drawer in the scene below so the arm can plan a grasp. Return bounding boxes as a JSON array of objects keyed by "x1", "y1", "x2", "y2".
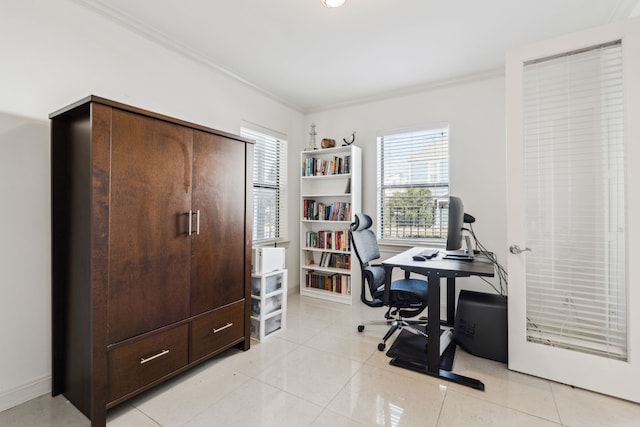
[
  {"x1": 108, "y1": 324, "x2": 189, "y2": 402},
  {"x1": 191, "y1": 300, "x2": 244, "y2": 361}
]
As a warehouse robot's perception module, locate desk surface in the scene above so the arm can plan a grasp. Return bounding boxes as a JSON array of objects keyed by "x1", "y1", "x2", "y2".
[{"x1": 382, "y1": 246, "x2": 495, "y2": 278}]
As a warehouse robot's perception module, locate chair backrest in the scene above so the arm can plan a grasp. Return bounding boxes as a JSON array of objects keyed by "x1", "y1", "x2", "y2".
[
  {"x1": 349, "y1": 213, "x2": 427, "y2": 313},
  {"x1": 350, "y1": 213, "x2": 385, "y2": 307},
  {"x1": 349, "y1": 213, "x2": 380, "y2": 266}
]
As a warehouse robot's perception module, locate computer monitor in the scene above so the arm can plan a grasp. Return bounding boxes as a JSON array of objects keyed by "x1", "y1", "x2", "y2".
[{"x1": 446, "y1": 196, "x2": 464, "y2": 251}]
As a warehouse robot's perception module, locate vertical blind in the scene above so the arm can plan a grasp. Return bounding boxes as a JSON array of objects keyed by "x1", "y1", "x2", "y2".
[
  {"x1": 241, "y1": 125, "x2": 287, "y2": 242},
  {"x1": 377, "y1": 126, "x2": 449, "y2": 241},
  {"x1": 523, "y1": 41, "x2": 626, "y2": 360}
]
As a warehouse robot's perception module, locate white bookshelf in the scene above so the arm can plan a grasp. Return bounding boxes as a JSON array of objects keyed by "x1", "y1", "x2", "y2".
[{"x1": 299, "y1": 145, "x2": 361, "y2": 304}]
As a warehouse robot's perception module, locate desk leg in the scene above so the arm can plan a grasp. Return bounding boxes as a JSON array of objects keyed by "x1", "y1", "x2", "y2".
[
  {"x1": 390, "y1": 274, "x2": 485, "y2": 391},
  {"x1": 426, "y1": 275, "x2": 441, "y2": 375},
  {"x1": 446, "y1": 277, "x2": 456, "y2": 326},
  {"x1": 388, "y1": 358, "x2": 485, "y2": 391},
  {"x1": 385, "y1": 265, "x2": 485, "y2": 391}
]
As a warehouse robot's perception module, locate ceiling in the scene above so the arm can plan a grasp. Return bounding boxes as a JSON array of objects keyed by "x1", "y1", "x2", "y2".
[{"x1": 76, "y1": 0, "x2": 640, "y2": 113}]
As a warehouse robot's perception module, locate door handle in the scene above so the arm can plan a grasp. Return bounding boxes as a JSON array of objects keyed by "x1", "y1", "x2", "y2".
[{"x1": 509, "y1": 245, "x2": 531, "y2": 255}]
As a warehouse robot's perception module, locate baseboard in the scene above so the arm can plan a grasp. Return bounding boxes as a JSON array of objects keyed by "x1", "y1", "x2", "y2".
[{"x1": 0, "y1": 375, "x2": 51, "y2": 413}]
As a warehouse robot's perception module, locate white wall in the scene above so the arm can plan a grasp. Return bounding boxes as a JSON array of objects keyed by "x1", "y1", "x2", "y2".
[
  {"x1": 300, "y1": 75, "x2": 508, "y2": 304},
  {"x1": 0, "y1": 0, "x2": 304, "y2": 411},
  {"x1": 0, "y1": 113, "x2": 51, "y2": 411}
]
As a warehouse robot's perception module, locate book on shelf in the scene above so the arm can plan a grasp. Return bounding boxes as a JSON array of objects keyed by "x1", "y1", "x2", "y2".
[
  {"x1": 304, "y1": 230, "x2": 351, "y2": 251},
  {"x1": 317, "y1": 252, "x2": 351, "y2": 269},
  {"x1": 302, "y1": 200, "x2": 351, "y2": 221},
  {"x1": 302, "y1": 154, "x2": 352, "y2": 177},
  {"x1": 304, "y1": 250, "x2": 314, "y2": 265},
  {"x1": 305, "y1": 270, "x2": 351, "y2": 295}
]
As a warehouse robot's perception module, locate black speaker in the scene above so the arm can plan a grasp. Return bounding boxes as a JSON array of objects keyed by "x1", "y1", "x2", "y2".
[{"x1": 454, "y1": 290, "x2": 508, "y2": 363}]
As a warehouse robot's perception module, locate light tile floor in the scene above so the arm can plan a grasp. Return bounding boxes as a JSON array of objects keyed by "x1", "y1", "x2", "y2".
[{"x1": 2, "y1": 293, "x2": 640, "y2": 427}]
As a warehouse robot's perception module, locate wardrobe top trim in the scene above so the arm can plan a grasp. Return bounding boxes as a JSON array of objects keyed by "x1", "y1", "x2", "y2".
[{"x1": 49, "y1": 95, "x2": 254, "y2": 145}]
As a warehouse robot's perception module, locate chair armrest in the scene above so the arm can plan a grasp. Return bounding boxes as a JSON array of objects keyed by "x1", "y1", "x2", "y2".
[
  {"x1": 361, "y1": 264, "x2": 386, "y2": 307},
  {"x1": 363, "y1": 265, "x2": 385, "y2": 288}
]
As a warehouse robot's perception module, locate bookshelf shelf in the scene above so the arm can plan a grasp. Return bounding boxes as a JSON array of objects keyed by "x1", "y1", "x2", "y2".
[
  {"x1": 301, "y1": 172, "x2": 351, "y2": 178},
  {"x1": 301, "y1": 264, "x2": 350, "y2": 274},
  {"x1": 301, "y1": 193, "x2": 351, "y2": 198},
  {"x1": 299, "y1": 145, "x2": 361, "y2": 305}
]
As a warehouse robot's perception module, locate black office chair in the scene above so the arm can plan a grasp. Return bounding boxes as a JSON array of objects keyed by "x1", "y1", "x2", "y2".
[{"x1": 350, "y1": 213, "x2": 429, "y2": 351}]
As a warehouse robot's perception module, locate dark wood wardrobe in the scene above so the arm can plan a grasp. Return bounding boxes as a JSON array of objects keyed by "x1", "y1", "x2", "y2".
[{"x1": 50, "y1": 96, "x2": 253, "y2": 426}]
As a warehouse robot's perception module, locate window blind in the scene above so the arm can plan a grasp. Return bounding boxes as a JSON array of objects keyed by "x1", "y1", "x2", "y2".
[
  {"x1": 523, "y1": 41, "x2": 626, "y2": 360},
  {"x1": 377, "y1": 126, "x2": 449, "y2": 241},
  {"x1": 241, "y1": 125, "x2": 287, "y2": 243}
]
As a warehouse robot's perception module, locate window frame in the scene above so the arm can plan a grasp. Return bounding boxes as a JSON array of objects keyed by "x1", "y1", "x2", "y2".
[
  {"x1": 241, "y1": 122, "x2": 288, "y2": 244},
  {"x1": 377, "y1": 124, "x2": 450, "y2": 245}
]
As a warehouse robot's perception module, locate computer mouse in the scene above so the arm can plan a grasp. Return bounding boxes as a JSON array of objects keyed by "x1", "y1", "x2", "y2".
[{"x1": 412, "y1": 255, "x2": 427, "y2": 261}]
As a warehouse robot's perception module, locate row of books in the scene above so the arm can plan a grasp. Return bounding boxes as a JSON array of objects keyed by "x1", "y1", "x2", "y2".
[
  {"x1": 305, "y1": 271, "x2": 351, "y2": 295},
  {"x1": 303, "y1": 200, "x2": 351, "y2": 221},
  {"x1": 304, "y1": 229, "x2": 351, "y2": 251},
  {"x1": 302, "y1": 155, "x2": 351, "y2": 176},
  {"x1": 313, "y1": 252, "x2": 351, "y2": 270}
]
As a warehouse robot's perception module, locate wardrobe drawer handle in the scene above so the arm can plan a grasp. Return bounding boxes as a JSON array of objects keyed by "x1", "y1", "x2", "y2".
[
  {"x1": 212, "y1": 323, "x2": 233, "y2": 334},
  {"x1": 140, "y1": 349, "x2": 170, "y2": 365}
]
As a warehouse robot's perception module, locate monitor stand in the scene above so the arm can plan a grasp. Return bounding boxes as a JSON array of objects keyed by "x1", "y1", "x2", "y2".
[{"x1": 444, "y1": 235, "x2": 474, "y2": 261}]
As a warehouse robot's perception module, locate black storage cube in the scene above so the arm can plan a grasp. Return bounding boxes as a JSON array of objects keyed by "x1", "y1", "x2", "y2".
[{"x1": 454, "y1": 290, "x2": 508, "y2": 363}]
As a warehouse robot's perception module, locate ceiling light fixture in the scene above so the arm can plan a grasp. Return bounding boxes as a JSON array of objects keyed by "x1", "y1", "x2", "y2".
[{"x1": 322, "y1": 0, "x2": 346, "y2": 7}]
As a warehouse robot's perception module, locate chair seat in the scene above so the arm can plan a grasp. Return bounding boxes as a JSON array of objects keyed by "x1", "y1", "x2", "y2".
[
  {"x1": 372, "y1": 278, "x2": 429, "y2": 307},
  {"x1": 390, "y1": 278, "x2": 429, "y2": 300}
]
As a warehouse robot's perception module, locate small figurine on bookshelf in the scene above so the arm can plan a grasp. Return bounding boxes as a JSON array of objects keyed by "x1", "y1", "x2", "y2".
[
  {"x1": 307, "y1": 123, "x2": 318, "y2": 151},
  {"x1": 321, "y1": 138, "x2": 336, "y2": 148},
  {"x1": 342, "y1": 131, "x2": 356, "y2": 146}
]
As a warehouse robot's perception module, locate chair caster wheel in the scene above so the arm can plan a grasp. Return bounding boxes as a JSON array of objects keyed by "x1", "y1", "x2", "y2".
[
  {"x1": 378, "y1": 343, "x2": 386, "y2": 351},
  {"x1": 357, "y1": 325, "x2": 365, "y2": 332}
]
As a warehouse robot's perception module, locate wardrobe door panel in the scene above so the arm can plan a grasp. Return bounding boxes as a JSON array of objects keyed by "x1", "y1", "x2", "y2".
[
  {"x1": 191, "y1": 131, "x2": 246, "y2": 315},
  {"x1": 108, "y1": 110, "x2": 193, "y2": 343}
]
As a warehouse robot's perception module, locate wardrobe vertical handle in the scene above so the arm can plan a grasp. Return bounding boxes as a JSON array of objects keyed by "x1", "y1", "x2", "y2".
[
  {"x1": 196, "y1": 210, "x2": 200, "y2": 235},
  {"x1": 188, "y1": 210, "x2": 193, "y2": 236}
]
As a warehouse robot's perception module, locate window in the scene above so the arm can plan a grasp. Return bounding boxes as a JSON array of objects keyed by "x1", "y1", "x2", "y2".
[
  {"x1": 523, "y1": 41, "x2": 626, "y2": 360},
  {"x1": 377, "y1": 126, "x2": 449, "y2": 242},
  {"x1": 241, "y1": 123, "x2": 288, "y2": 243}
]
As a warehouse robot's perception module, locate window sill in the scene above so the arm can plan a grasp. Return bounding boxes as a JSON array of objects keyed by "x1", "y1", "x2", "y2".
[
  {"x1": 378, "y1": 239, "x2": 445, "y2": 251},
  {"x1": 253, "y1": 239, "x2": 290, "y2": 249}
]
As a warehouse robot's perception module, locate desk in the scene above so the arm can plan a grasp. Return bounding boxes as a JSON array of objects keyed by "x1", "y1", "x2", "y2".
[{"x1": 382, "y1": 246, "x2": 495, "y2": 390}]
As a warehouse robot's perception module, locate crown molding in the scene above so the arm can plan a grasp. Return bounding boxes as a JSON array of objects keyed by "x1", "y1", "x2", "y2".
[
  {"x1": 304, "y1": 68, "x2": 505, "y2": 114},
  {"x1": 72, "y1": 0, "x2": 305, "y2": 113}
]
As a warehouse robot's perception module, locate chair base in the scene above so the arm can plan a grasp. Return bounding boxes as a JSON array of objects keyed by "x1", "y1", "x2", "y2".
[{"x1": 357, "y1": 317, "x2": 428, "y2": 351}]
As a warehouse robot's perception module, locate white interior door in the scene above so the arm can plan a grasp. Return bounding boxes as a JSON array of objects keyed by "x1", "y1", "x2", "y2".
[{"x1": 506, "y1": 18, "x2": 640, "y2": 403}]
